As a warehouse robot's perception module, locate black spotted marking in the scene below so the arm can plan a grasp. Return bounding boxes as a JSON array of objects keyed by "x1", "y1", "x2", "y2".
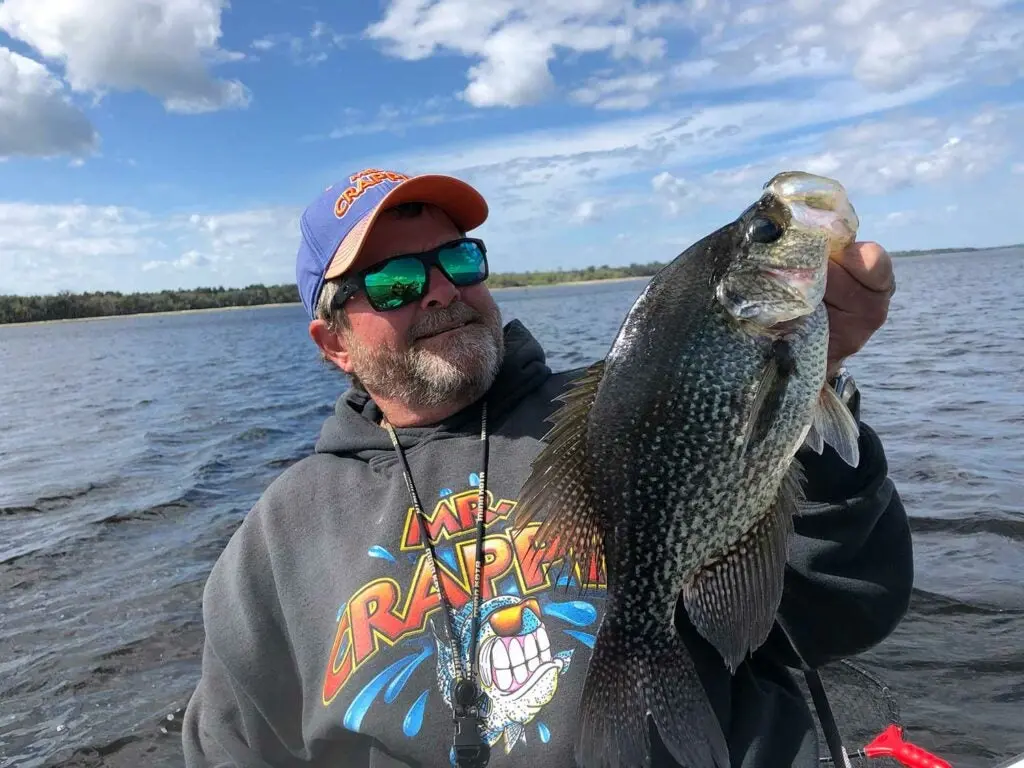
[{"x1": 772, "y1": 338, "x2": 796, "y2": 377}]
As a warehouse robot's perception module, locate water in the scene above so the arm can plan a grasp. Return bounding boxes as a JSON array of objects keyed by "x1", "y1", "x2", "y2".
[{"x1": 1, "y1": 249, "x2": 1022, "y2": 767}]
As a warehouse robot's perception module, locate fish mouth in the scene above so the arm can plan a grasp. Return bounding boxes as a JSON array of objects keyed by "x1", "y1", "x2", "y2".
[
  {"x1": 764, "y1": 171, "x2": 859, "y2": 255},
  {"x1": 760, "y1": 266, "x2": 817, "y2": 285},
  {"x1": 717, "y1": 265, "x2": 824, "y2": 327},
  {"x1": 478, "y1": 625, "x2": 557, "y2": 699},
  {"x1": 757, "y1": 266, "x2": 822, "y2": 300}
]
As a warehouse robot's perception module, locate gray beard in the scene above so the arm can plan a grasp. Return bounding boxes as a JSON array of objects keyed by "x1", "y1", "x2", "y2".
[{"x1": 345, "y1": 302, "x2": 505, "y2": 411}]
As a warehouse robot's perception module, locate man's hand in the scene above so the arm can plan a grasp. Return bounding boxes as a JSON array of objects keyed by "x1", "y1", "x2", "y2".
[{"x1": 825, "y1": 241, "x2": 895, "y2": 376}]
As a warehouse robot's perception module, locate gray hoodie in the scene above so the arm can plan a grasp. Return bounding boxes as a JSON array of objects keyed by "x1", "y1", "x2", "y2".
[{"x1": 182, "y1": 319, "x2": 913, "y2": 768}]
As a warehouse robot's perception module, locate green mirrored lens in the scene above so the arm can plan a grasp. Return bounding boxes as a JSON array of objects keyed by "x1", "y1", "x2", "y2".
[
  {"x1": 364, "y1": 258, "x2": 426, "y2": 310},
  {"x1": 439, "y1": 241, "x2": 486, "y2": 286}
]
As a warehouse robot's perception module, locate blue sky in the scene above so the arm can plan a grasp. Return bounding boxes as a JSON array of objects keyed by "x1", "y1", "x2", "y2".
[{"x1": 1, "y1": 0, "x2": 1022, "y2": 296}]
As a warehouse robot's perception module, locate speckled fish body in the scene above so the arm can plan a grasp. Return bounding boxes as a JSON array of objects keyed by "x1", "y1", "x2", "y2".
[{"x1": 514, "y1": 172, "x2": 863, "y2": 768}]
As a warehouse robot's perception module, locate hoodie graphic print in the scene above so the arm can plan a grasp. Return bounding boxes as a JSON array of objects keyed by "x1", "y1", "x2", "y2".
[{"x1": 320, "y1": 472, "x2": 607, "y2": 764}]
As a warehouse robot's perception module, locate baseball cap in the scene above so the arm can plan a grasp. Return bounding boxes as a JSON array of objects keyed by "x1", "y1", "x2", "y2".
[{"x1": 295, "y1": 168, "x2": 489, "y2": 320}]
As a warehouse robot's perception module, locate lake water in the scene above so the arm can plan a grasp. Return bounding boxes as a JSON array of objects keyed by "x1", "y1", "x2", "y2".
[{"x1": 1, "y1": 249, "x2": 1022, "y2": 767}]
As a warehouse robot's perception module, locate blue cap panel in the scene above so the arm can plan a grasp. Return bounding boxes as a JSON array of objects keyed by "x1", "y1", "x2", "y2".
[{"x1": 295, "y1": 169, "x2": 412, "y2": 319}]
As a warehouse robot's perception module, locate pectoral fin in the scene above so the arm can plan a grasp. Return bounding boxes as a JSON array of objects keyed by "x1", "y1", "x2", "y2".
[
  {"x1": 803, "y1": 383, "x2": 860, "y2": 467},
  {"x1": 744, "y1": 339, "x2": 797, "y2": 453}
]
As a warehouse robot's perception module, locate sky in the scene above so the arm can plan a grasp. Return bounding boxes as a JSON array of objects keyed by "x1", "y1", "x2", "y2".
[{"x1": 0, "y1": 0, "x2": 1022, "y2": 296}]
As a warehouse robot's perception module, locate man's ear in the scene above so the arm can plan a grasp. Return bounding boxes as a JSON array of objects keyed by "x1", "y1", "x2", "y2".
[{"x1": 309, "y1": 319, "x2": 355, "y2": 373}]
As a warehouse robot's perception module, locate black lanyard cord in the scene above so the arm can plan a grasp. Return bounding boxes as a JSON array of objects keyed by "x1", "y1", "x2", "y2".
[
  {"x1": 467, "y1": 402, "x2": 489, "y2": 685},
  {"x1": 383, "y1": 401, "x2": 490, "y2": 740}
]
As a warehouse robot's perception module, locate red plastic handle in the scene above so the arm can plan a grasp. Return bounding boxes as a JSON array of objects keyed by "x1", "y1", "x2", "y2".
[{"x1": 864, "y1": 725, "x2": 952, "y2": 768}]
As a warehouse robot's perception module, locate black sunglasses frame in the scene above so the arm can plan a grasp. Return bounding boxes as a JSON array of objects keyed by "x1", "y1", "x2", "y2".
[{"x1": 333, "y1": 237, "x2": 489, "y2": 312}]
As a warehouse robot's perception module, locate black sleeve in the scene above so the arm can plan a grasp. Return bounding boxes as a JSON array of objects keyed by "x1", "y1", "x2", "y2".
[{"x1": 761, "y1": 392, "x2": 915, "y2": 669}]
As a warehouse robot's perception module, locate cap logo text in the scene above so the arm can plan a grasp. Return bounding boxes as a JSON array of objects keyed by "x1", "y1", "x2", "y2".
[{"x1": 334, "y1": 169, "x2": 410, "y2": 218}]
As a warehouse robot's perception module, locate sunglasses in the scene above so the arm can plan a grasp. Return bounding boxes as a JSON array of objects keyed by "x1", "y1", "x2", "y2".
[{"x1": 335, "y1": 238, "x2": 489, "y2": 312}]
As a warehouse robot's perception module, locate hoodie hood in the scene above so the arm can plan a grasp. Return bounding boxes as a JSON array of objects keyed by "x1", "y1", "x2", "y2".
[{"x1": 313, "y1": 319, "x2": 553, "y2": 461}]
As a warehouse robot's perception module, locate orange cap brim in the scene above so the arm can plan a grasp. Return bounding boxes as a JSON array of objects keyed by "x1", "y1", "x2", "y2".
[{"x1": 323, "y1": 174, "x2": 489, "y2": 280}]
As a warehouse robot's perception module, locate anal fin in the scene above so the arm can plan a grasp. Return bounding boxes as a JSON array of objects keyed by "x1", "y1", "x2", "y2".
[
  {"x1": 513, "y1": 359, "x2": 606, "y2": 591},
  {"x1": 803, "y1": 383, "x2": 860, "y2": 467},
  {"x1": 682, "y1": 460, "x2": 802, "y2": 672}
]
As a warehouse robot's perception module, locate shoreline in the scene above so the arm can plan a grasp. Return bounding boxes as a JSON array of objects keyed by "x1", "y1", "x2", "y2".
[
  {"x1": 0, "y1": 277, "x2": 652, "y2": 328},
  {"x1": 0, "y1": 302, "x2": 302, "y2": 328},
  {"x1": 6, "y1": 242, "x2": 1022, "y2": 328},
  {"x1": 492, "y1": 275, "x2": 648, "y2": 290}
]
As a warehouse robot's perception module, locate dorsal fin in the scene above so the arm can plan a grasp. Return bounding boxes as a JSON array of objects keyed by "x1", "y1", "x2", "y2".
[{"x1": 513, "y1": 359, "x2": 607, "y2": 592}]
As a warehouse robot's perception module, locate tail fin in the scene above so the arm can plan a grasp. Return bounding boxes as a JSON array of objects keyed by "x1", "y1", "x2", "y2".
[{"x1": 575, "y1": 615, "x2": 729, "y2": 768}]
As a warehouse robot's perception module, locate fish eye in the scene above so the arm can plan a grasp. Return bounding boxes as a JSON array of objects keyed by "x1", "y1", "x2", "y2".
[{"x1": 748, "y1": 216, "x2": 784, "y2": 244}]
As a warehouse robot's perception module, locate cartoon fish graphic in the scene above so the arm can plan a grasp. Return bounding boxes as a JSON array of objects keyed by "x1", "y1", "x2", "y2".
[
  {"x1": 433, "y1": 595, "x2": 574, "y2": 755},
  {"x1": 513, "y1": 172, "x2": 862, "y2": 768}
]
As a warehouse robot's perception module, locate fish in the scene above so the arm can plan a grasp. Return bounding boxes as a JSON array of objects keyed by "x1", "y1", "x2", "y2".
[{"x1": 512, "y1": 171, "x2": 863, "y2": 768}]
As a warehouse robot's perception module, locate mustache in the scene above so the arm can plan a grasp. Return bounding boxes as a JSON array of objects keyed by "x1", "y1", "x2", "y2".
[{"x1": 408, "y1": 302, "x2": 485, "y2": 340}]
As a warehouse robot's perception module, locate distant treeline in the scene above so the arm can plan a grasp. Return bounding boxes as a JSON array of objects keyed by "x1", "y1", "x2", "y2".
[
  {"x1": 1, "y1": 246, "x2": 1018, "y2": 325},
  {"x1": 0, "y1": 263, "x2": 663, "y2": 325},
  {"x1": 0, "y1": 285, "x2": 301, "y2": 325},
  {"x1": 486, "y1": 261, "x2": 664, "y2": 288},
  {"x1": 889, "y1": 246, "x2": 988, "y2": 257}
]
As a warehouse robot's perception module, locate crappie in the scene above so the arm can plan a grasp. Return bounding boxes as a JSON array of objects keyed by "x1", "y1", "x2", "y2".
[{"x1": 513, "y1": 171, "x2": 862, "y2": 768}]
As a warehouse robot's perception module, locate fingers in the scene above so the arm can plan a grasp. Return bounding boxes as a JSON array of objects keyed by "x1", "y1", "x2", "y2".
[
  {"x1": 830, "y1": 241, "x2": 895, "y2": 295},
  {"x1": 824, "y1": 242, "x2": 894, "y2": 374}
]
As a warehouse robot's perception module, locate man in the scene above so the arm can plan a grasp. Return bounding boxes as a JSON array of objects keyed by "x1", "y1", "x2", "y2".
[{"x1": 182, "y1": 168, "x2": 913, "y2": 768}]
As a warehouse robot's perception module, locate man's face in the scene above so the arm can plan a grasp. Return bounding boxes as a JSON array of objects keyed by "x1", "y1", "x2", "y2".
[{"x1": 326, "y1": 204, "x2": 504, "y2": 411}]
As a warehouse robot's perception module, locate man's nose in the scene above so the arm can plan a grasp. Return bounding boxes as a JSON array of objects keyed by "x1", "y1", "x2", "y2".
[{"x1": 420, "y1": 265, "x2": 460, "y2": 309}]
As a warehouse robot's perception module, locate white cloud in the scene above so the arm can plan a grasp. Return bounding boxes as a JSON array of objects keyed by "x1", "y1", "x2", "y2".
[
  {"x1": 142, "y1": 249, "x2": 211, "y2": 272},
  {"x1": 0, "y1": 203, "x2": 301, "y2": 296},
  {"x1": 0, "y1": 0, "x2": 250, "y2": 114},
  {"x1": 650, "y1": 170, "x2": 693, "y2": 216},
  {"x1": 2, "y1": 93, "x2": 1020, "y2": 295},
  {"x1": 0, "y1": 47, "x2": 96, "y2": 158},
  {"x1": 570, "y1": 200, "x2": 600, "y2": 224},
  {"x1": 250, "y1": 21, "x2": 348, "y2": 66},
  {"x1": 688, "y1": 0, "x2": 1022, "y2": 93},
  {"x1": 364, "y1": 0, "x2": 1023, "y2": 109},
  {"x1": 3, "y1": 0, "x2": 1022, "y2": 294},
  {"x1": 463, "y1": 24, "x2": 557, "y2": 107},
  {"x1": 882, "y1": 210, "x2": 915, "y2": 225},
  {"x1": 685, "y1": 107, "x2": 1019, "y2": 204},
  {"x1": 615, "y1": 103, "x2": 1021, "y2": 244},
  {"x1": 364, "y1": 0, "x2": 672, "y2": 107},
  {"x1": 355, "y1": 87, "x2": 1022, "y2": 271},
  {"x1": 378, "y1": 77, "x2": 955, "y2": 235},
  {"x1": 570, "y1": 72, "x2": 664, "y2": 110},
  {"x1": 305, "y1": 98, "x2": 482, "y2": 141}
]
